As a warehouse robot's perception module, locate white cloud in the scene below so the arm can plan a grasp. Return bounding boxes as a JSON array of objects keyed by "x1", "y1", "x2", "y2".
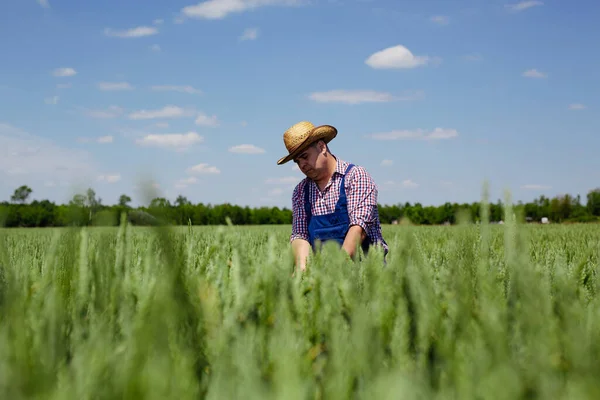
[
  {"x1": 150, "y1": 44, "x2": 161, "y2": 52},
  {"x1": 155, "y1": 122, "x2": 170, "y2": 128},
  {"x1": 37, "y1": 0, "x2": 50, "y2": 8},
  {"x1": 382, "y1": 179, "x2": 419, "y2": 189},
  {"x1": 151, "y1": 85, "x2": 202, "y2": 94},
  {"x1": 268, "y1": 188, "x2": 284, "y2": 197},
  {"x1": 0, "y1": 123, "x2": 94, "y2": 184},
  {"x1": 181, "y1": 0, "x2": 303, "y2": 20},
  {"x1": 265, "y1": 176, "x2": 299, "y2": 184},
  {"x1": 175, "y1": 176, "x2": 198, "y2": 189},
  {"x1": 97, "y1": 82, "x2": 134, "y2": 91},
  {"x1": 78, "y1": 136, "x2": 114, "y2": 144},
  {"x1": 569, "y1": 103, "x2": 586, "y2": 110},
  {"x1": 153, "y1": 19, "x2": 164, "y2": 25},
  {"x1": 56, "y1": 83, "x2": 72, "y2": 89},
  {"x1": 365, "y1": 45, "x2": 431, "y2": 69},
  {"x1": 195, "y1": 113, "x2": 219, "y2": 126},
  {"x1": 522, "y1": 69, "x2": 547, "y2": 78},
  {"x1": 135, "y1": 132, "x2": 203, "y2": 150},
  {"x1": 521, "y1": 184, "x2": 551, "y2": 190},
  {"x1": 53, "y1": 67, "x2": 77, "y2": 77},
  {"x1": 98, "y1": 136, "x2": 113, "y2": 143},
  {"x1": 45, "y1": 96, "x2": 59, "y2": 105},
  {"x1": 187, "y1": 163, "x2": 221, "y2": 174},
  {"x1": 430, "y1": 15, "x2": 449, "y2": 25},
  {"x1": 505, "y1": 1, "x2": 543, "y2": 12},
  {"x1": 104, "y1": 26, "x2": 158, "y2": 38},
  {"x1": 128, "y1": 106, "x2": 192, "y2": 120},
  {"x1": 380, "y1": 159, "x2": 393, "y2": 166},
  {"x1": 97, "y1": 173, "x2": 121, "y2": 183},
  {"x1": 309, "y1": 90, "x2": 393, "y2": 104},
  {"x1": 84, "y1": 106, "x2": 124, "y2": 119},
  {"x1": 240, "y1": 28, "x2": 259, "y2": 41},
  {"x1": 229, "y1": 144, "x2": 265, "y2": 154},
  {"x1": 308, "y1": 89, "x2": 423, "y2": 104},
  {"x1": 367, "y1": 128, "x2": 459, "y2": 141}
]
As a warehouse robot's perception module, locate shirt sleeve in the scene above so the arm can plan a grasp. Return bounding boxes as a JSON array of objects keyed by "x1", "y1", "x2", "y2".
[
  {"x1": 345, "y1": 166, "x2": 378, "y2": 234},
  {"x1": 290, "y1": 180, "x2": 309, "y2": 242}
]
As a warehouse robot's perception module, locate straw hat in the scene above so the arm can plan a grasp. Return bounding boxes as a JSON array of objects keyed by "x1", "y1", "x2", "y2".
[{"x1": 276, "y1": 121, "x2": 337, "y2": 165}]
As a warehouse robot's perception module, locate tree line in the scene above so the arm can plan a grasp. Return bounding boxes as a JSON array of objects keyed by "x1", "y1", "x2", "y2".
[{"x1": 1, "y1": 185, "x2": 600, "y2": 228}]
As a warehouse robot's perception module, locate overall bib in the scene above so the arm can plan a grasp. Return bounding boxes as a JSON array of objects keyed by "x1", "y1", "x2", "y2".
[{"x1": 304, "y1": 164, "x2": 372, "y2": 254}]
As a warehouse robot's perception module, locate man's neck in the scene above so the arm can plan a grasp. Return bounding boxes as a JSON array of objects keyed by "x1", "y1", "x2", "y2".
[{"x1": 314, "y1": 156, "x2": 337, "y2": 191}]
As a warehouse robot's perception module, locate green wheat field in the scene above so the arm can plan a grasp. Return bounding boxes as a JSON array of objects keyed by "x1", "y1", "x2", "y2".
[{"x1": 1, "y1": 201, "x2": 600, "y2": 399}]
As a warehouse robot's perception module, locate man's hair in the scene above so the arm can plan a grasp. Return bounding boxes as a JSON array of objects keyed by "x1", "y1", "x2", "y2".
[{"x1": 311, "y1": 140, "x2": 330, "y2": 153}]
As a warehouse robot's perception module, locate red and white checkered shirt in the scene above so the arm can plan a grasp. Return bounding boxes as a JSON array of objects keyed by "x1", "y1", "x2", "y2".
[{"x1": 290, "y1": 156, "x2": 388, "y2": 253}]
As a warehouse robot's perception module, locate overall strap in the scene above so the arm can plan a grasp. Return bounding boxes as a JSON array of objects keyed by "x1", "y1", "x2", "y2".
[{"x1": 303, "y1": 180, "x2": 312, "y2": 218}]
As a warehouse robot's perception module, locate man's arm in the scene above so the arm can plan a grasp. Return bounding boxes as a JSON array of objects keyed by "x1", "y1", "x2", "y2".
[
  {"x1": 342, "y1": 225, "x2": 367, "y2": 259},
  {"x1": 343, "y1": 166, "x2": 378, "y2": 259},
  {"x1": 290, "y1": 181, "x2": 310, "y2": 271},
  {"x1": 292, "y1": 238, "x2": 311, "y2": 271}
]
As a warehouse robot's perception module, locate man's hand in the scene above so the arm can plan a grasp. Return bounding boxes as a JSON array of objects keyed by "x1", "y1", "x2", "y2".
[
  {"x1": 342, "y1": 225, "x2": 367, "y2": 260},
  {"x1": 292, "y1": 238, "x2": 311, "y2": 272}
]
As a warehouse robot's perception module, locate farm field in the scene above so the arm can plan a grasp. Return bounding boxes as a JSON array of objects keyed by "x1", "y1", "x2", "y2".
[{"x1": 1, "y1": 216, "x2": 600, "y2": 399}]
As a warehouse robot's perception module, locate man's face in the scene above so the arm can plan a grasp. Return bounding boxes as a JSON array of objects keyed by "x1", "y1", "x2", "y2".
[{"x1": 293, "y1": 141, "x2": 325, "y2": 179}]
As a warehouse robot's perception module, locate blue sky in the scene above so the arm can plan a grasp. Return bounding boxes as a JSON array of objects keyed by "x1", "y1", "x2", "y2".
[{"x1": 0, "y1": 0, "x2": 598, "y2": 208}]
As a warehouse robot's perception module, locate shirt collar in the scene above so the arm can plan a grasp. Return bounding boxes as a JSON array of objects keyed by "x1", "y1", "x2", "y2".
[{"x1": 333, "y1": 155, "x2": 349, "y2": 176}]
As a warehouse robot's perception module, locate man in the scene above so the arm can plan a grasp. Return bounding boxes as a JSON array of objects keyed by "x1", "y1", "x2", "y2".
[{"x1": 277, "y1": 121, "x2": 388, "y2": 271}]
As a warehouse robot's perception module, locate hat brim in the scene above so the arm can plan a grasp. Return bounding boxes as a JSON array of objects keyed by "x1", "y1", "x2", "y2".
[{"x1": 277, "y1": 125, "x2": 337, "y2": 165}]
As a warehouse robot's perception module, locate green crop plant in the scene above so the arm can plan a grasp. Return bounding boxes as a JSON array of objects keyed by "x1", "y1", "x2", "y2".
[{"x1": 0, "y1": 200, "x2": 599, "y2": 399}]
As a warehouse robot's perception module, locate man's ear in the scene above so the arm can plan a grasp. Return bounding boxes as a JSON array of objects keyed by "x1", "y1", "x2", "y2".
[{"x1": 319, "y1": 140, "x2": 327, "y2": 154}]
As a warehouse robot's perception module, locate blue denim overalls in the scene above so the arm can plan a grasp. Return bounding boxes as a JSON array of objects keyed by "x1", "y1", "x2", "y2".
[{"x1": 304, "y1": 163, "x2": 373, "y2": 254}]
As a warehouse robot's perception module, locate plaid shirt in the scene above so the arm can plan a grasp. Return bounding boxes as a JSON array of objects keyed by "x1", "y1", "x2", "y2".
[{"x1": 290, "y1": 156, "x2": 388, "y2": 253}]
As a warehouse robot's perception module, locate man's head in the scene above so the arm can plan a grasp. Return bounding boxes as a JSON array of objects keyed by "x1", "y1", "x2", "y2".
[
  {"x1": 292, "y1": 139, "x2": 336, "y2": 181},
  {"x1": 277, "y1": 121, "x2": 337, "y2": 166}
]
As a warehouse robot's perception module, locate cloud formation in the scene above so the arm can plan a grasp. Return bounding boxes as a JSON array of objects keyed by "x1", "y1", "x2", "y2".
[
  {"x1": 128, "y1": 106, "x2": 192, "y2": 120},
  {"x1": 104, "y1": 26, "x2": 158, "y2": 38},
  {"x1": 522, "y1": 69, "x2": 547, "y2": 78},
  {"x1": 505, "y1": 1, "x2": 543, "y2": 12},
  {"x1": 195, "y1": 113, "x2": 219, "y2": 127},
  {"x1": 521, "y1": 184, "x2": 551, "y2": 190},
  {"x1": 0, "y1": 123, "x2": 94, "y2": 184},
  {"x1": 181, "y1": 0, "x2": 302, "y2": 20},
  {"x1": 187, "y1": 163, "x2": 221, "y2": 174},
  {"x1": 430, "y1": 15, "x2": 449, "y2": 25},
  {"x1": 367, "y1": 128, "x2": 459, "y2": 140},
  {"x1": 97, "y1": 174, "x2": 121, "y2": 183},
  {"x1": 229, "y1": 144, "x2": 265, "y2": 154},
  {"x1": 135, "y1": 132, "x2": 204, "y2": 151},
  {"x1": 97, "y1": 82, "x2": 134, "y2": 91},
  {"x1": 53, "y1": 67, "x2": 77, "y2": 77},
  {"x1": 240, "y1": 28, "x2": 259, "y2": 41},
  {"x1": 151, "y1": 85, "x2": 202, "y2": 94},
  {"x1": 365, "y1": 45, "x2": 431, "y2": 69},
  {"x1": 308, "y1": 89, "x2": 424, "y2": 104}
]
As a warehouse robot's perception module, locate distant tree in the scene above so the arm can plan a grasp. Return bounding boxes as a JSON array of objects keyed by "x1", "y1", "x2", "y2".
[
  {"x1": 11, "y1": 185, "x2": 32, "y2": 204},
  {"x1": 70, "y1": 194, "x2": 86, "y2": 207},
  {"x1": 587, "y1": 189, "x2": 600, "y2": 216},
  {"x1": 86, "y1": 188, "x2": 101, "y2": 208},
  {"x1": 150, "y1": 197, "x2": 171, "y2": 208},
  {"x1": 119, "y1": 194, "x2": 132, "y2": 207},
  {"x1": 175, "y1": 195, "x2": 190, "y2": 207}
]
